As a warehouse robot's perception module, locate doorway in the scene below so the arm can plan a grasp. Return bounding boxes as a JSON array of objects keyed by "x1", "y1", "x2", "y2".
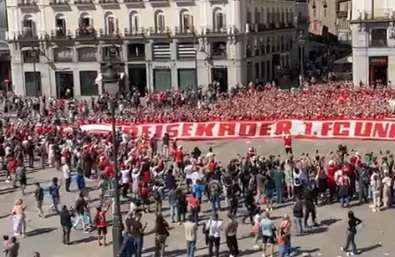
[
  {"x1": 369, "y1": 56, "x2": 388, "y2": 86},
  {"x1": 128, "y1": 64, "x2": 147, "y2": 96},
  {"x1": 55, "y1": 71, "x2": 74, "y2": 98},
  {"x1": 211, "y1": 67, "x2": 228, "y2": 92}
]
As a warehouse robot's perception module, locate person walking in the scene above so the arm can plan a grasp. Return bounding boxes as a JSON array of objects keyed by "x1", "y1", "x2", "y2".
[
  {"x1": 337, "y1": 171, "x2": 351, "y2": 208},
  {"x1": 341, "y1": 211, "x2": 362, "y2": 256},
  {"x1": 154, "y1": 213, "x2": 169, "y2": 257},
  {"x1": 260, "y1": 211, "x2": 276, "y2": 257},
  {"x1": 128, "y1": 211, "x2": 147, "y2": 257},
  {"x1": 73, "y1": 193, "x2": 89, "y2": 232},
  {"x1": 168, "y1": 187, "x2": 178, "y2": 223},
  {"x1": 205, "y1": 213, "x2": 223, "y2": 257},
  {"x1": 48, "y1": 177, "x2": 61, "y2": 214},
  {"x1": 225, "y1": 213, "x2": 239, "y2": 257},
  {"x1": 11, "y1": 199, "x2": 26, "y2": 238},
  {"x1": 62, "y1": 160, "x2": 71, "y2": 192},
  {"x1": 370, "y1": 172, "x2": 382, "y2": 212},
  {"x1": 277, "y1": 214, "x2": 292, "y2": 257},
  {"x1": 293, "y1": 197, "x2": 304, "y2": 235},
  {"x1": 94, "y1": 204, "x2": 110, "y2": 246},
  {"x1": 34, "y1": 183, "x2": 44, "y2": 218},
  {"x1": 15, "y1": 165, "x2": 26, "y2": 196},
  {"x1": 184, "y1": 215, "x2": 197, "y2": 257},
  {"x1": 382, "y1": 172, "x2": 392, "y2": 209},
  {"x1": 60, "y1": 205, "x2": 73, "y2": 245}
]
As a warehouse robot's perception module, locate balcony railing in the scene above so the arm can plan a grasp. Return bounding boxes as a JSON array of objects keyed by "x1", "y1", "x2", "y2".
[
  {"x1": 99, "y1": 0, "x2": 118, "y2": 4},
  {"x1": 124, "y1": 0, "x2": 143, "y2": 2},
  {"x1": 99, "y1": 28, "x2": 121, "y2": 39},
  {"x1": 18, "y1": 30, "x2": 39, "y2": 40},
  {"x1": 336, "y1": 20, "x2": 350, "y2": 30},
  {"x1": 175, "y1": 26, "x2": 195, "y2": 35},
  {"x1": 17, "y1": 0, "x2": 37, "y2": 6},
  {"x1": 75, "y1": 28, "x2": 96, "y2": 39},
  {"x1": 124, "y1": 28, "x2": 145, "y2": 37},
  {"x1": 50, "y1": 29, "x2": 72, "y2": 39},
  {"x1": 74, "y1": 0, "x2": 94, "y2": 5},
  {"x1": 49, "y1": 0, "x2": 69, "y2": 5},
  {"x1": 149, "y1": 26, "x2": 171, "y2": 36}
]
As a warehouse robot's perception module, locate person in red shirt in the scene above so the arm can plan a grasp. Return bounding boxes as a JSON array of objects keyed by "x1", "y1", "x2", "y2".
[
  {"x1": 175, "y1": 146, "x2": 184, "y2": 176},
  {"x1": 7, "y1": 156, "x2": 17, "y2": 187},
  {"x1": 94, "y1": 203, "x2": 111, "y2": 246},
  {"x1": 326, "y1": 160, "x2": 337, "y2": 202},
  {"x1": 187, "y1": 193, "x2": 199, "y2": 223},
  {"x1": 283, "y1": 134, "x2": 292, "y2": 155},
  {"x1": 104, "y1": 163, "x2": 114, "y2": 178}
]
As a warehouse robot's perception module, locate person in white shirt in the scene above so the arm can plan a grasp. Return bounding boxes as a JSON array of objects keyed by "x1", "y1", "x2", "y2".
[
  {"x1": 62, "y1": 159, "x2": 71, "y2": 192},
  {"x1": 120, "y1": 164, "x2": 130, "y2": 198},
  {"x1": 205, "y1": 214, "x2": 223, "y2": 257}
]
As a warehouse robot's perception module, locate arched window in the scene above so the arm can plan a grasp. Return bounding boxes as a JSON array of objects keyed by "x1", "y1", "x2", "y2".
[
  {"x1": 129, "y1": 11, "x2": 139, "y2": 33},
  {"x1": 155, "y1": 10, "x2": 166, "y2": 33},
  {"x1": 55, "y1": 14, "x2": 66, "y2": 37},
  {"x1": 22, "y1": 15, "x2": 36, "y2": 37},
  {"x1": 105, "y1": 12, "x2": 117, "y2": 34},
  {"x1": 213, "y1": 8, "x2": 226, "y2": 32},
  {"x1": 180, "y1": 9, "x2": 193, "y2": 33}
]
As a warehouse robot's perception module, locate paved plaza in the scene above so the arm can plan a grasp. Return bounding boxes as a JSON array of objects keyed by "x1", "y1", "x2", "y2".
[{"x1": 0, "y1": 139, "x2": 394, "y2": 257}]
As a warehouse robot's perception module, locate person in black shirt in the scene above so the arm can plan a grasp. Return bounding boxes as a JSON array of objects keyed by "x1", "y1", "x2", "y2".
[
  {"x1": 34, "y1": 183, "x2": 44, "y2": 218},
  {"x1": 60, "y1": 205, "x2": 73, "y2": 245},
  {"x1": 341, "y1": 211, "x2": 362, "y2": 255}
]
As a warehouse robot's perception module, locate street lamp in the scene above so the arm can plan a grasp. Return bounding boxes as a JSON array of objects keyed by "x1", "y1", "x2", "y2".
[
  {"x1": 101, "y1": 63, "x2": 122, "y2": 257},
  {"x1": 298, "y1": 30, "x2": 305, "y2": 87}
]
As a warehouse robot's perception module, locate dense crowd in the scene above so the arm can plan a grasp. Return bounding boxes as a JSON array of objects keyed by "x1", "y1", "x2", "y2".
[
  {"x1": 1, "y1": 82, "x2": 395, "y2": 130},
  {"x1": 1, "y1": 122, "x2": 393, "y2": 257}
]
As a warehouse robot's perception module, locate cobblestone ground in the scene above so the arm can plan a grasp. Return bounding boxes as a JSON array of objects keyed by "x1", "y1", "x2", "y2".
[{"x1": 0, "y1": 139, "x2": 394, "y2": 257}]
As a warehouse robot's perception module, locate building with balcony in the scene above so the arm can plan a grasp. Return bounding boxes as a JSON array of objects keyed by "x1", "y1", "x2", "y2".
[
  {"x1": 351, "y1": 0, "x2": 395, "y2": 86},
  {"x1": 6, "y1": 0, "x2": 297, "y2": 97},
  {"x1": 0, "y1": 0, "x2": 10, "y2": 89},
  {"x1": 336, "y1": 0, "x2": 351, "y2": 43}
]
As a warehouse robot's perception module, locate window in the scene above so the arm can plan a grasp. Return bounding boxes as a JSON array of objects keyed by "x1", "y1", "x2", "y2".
[
  {"x1": 153, "y1": 43, "x2": 171, "y2": 60},
  {"x1": 154, "y1": 69, "x2": 171, "y2": 91},
  {"x1": 324, "y1": 7, "x2": 327, "y2": 17},
  {"x1": 105, "y1": 12, "x2": 117, "y2": 34},
  {"x1": 102, "y1": 46, "x2": 121, "y2": 62},
  {"x1": 80, "y1": 71, "x2": 98, "y2": 96},
  {"x1": 128, "y1": 44, "x2": 145, "y2": 60},
  {"x1": 371, "y1": 28, "x2": 387, "y2": 47},
  {"x1": 155, "y1": 11, "x2": 166, "y2": 33},
  {"x1": 22, "y1": 15, "x2": 35, "y2": 37},
  {"x1": 54, "y1": 48, "x2": 73, "y2": 62},
  {"x1": 25, "y1": 72, "x2": 41, "y2": 96},
  {"x1": 211, "y1": 41, "x2": 226, "y2": 58},
  {"x1": 78, "y1": 47, "x2": 97, "y2": 62},
  {"x1": 55, "y1": 14, "x2": 66, "y2": 37},
  {"x1": 255, "y1": 9, "x2": 260, "y2": 24},
  {"x1": 78, "y1": 13, "x2": 94, "y2": 35},
  {"x1": 177, "y1": 43, "x2": 196, "y2": 59},
  {"x1": 180, "y1": 10, "x2": 193, "y2": 33},
  {"x1": 22, "y1": 50, "x2": 39, "y2": 63},
  {"x1": 130, "y1": 12, "x2": 139, "y2": 33},
  {"x1": 178, "y1": 69, "x2": 196, "y2": 90},
  {"x1": 213, "y1": 8, "x2": 226, "y2": 32}
]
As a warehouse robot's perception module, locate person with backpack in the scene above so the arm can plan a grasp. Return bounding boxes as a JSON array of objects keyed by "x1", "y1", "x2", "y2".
[
  {"x1": 48, "y1": 177, "x2": 61, "y2": 214},
  {"x1": 94, "y1": 203, "x2": 111, "y2": 246}
]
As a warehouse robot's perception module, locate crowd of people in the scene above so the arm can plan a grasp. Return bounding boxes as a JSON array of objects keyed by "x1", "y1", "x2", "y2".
[
  {"x1": 1, "y1": 81, "x2": 395, "y2": 130},
  {"x1": 1, "y1": 121, "x2": 393, "y2": 257},
  {"x1": 1, "y1": 81, "x2": 395, "y2": 257}
]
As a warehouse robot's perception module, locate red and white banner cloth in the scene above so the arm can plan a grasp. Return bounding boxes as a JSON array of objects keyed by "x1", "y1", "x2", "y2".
[{"x1": 74, "y1": 119, "x2": 395, "y2": 141}]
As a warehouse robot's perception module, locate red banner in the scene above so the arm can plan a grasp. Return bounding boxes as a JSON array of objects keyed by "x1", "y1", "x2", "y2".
[{"x1": 75, "y1": 120, "x2": 395, "y2": 141}]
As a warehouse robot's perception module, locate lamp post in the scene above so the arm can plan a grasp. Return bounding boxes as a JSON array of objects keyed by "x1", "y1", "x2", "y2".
[
  {"x1": 298, "y1": 30, "x2": 305, "y2": 87},
  {"x1": 101, "y1": 63, "x2": 122, "y2": 257}
]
